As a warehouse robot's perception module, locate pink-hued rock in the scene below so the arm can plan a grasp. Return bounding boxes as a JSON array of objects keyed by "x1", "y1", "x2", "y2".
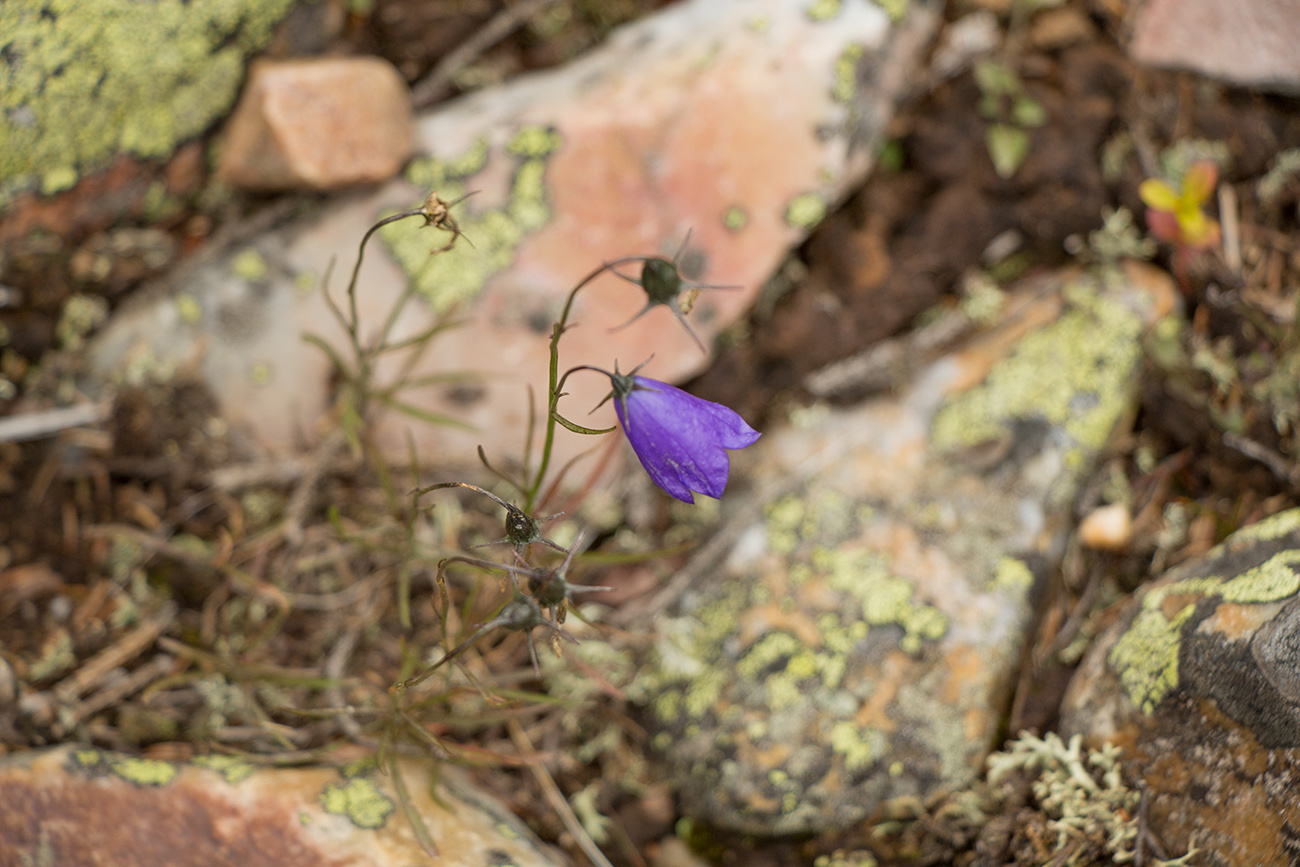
[
  {"x1": 218, "y1": 57, "x2": 414, "y2": 190},
  {"x1": 1129, "y1": 0, "x2": 1300, "y2": 93},
  {"x1": 0, "y1": 745, "x2": 565, "y2": 867},
  {"x1": 92, "y1": 0, "x2": 940, "y2": 482}
]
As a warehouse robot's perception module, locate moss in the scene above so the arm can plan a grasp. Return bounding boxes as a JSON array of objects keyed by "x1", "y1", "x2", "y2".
[
  {"x1": 319, "y1": 777, "x2": 394, "y2": 829},
  {"x1": 382, "y1": 126, "x2": 562, "y2": 314},
  {"x1": 111, "y1": 756, "x2": 178, "y2": 787},
  {"x1": 0, "y1": 0, "x2": 297, "y2": 205},
  {"x1": 785, "y1": 191, "x2": 828, "y2": 229},
  {"x1": 931, "y1": 283, "x2": 1143, "y2": 468}
]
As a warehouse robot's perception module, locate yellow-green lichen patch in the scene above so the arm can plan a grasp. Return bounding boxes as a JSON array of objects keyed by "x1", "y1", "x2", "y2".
[
  {"x1": 830, "y1": 720, "x2": 886, "y2": 771},
  {"x1": 991, "y1": 556, "x2": 1034, "y2": 593},
  {"x1": 723, "y1": 206, "x2": 749, "y2": 231},
  {"x1": 1229, "y1": 509, "x2": 1300, "y2": 544},
  {"x1": 230, "y1": 249, "x2": 268, "y2": 282},
  {"x1": 1107, "y1": 576, "x2": 1221, "y2": 714},
  {"x1": 383, "y1": 127, "x2": 562, "y2": 315},
  {"x1": 193, "y1": 754, "x2": 255, "y2": 784},
  {"x1": 818, "y1": 546, "x2": 948, "y2": 654},
  {"x1": 930, "y1": 284, "x2": 1143, "y2": 466},
  {"x1": 833, "y1": 44, "x2": 865, "y2": 104},
  {"x1": 111, "y1": 757, "x2": 177, "y2": 787},
  {"x1": 785, "y1": 192, "x2": 828, "y2": 230},
  {"x1": 0, "y1": 0, "x2": 296, "y2": 204},
  {"x1": 805, "y1": 0, "x2": 842, "y2": 21},
  {"x1": 874, "y1": 0, "x2": 909, "y2": 21},
  {"x1": 320, "y1": 777, "x2": 394, "y2": 829},
  {"x1": 1218, "y1": 549, "x2": 1300, "y2": 604}
]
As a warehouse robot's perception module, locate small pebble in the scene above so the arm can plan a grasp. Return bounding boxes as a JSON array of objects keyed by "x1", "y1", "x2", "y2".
[{"x1": 1078, "y1": 502, "x2": 1132, "y2": 551}]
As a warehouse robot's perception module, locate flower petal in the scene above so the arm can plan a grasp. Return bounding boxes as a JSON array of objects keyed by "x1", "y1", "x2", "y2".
[{"x1": 613, "y1": 378, "x2": 757, "y2": 502}]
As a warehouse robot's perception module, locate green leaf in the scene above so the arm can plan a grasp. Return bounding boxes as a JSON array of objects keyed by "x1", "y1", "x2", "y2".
[
  {"x1": 553, "y1": 412, "x2": 616, "y2": 436},
  {"x1": 987, "y1": 124, "x2": 1030, "y2": 179},
  {"x1": 1012, "y1": 96, "x2": 1047, "y2": 127},
  {"x1": 376, "y1": 395, "x2": 476, "y2": 431}
]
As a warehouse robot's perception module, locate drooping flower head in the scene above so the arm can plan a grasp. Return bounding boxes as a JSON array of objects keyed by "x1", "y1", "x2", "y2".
[
  {"x1": 581, "y1": 363, "x2": 760, "y2": 503},
  {"x1": 608, "y1": 231, "x2": 739, "y2": 353}
]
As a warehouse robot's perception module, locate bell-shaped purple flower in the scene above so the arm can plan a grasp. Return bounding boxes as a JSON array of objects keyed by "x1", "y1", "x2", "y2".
[{"x1": 608, "y1": 372, "x2": 760, "y2": 503}]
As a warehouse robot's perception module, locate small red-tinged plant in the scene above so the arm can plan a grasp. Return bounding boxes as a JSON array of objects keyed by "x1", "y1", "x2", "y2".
[{"x1": 1138, "y1": 160, "x2": 1221, "y2": 291}]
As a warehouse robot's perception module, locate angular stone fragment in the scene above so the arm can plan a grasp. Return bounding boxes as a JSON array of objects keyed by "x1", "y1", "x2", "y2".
[
  {"x1": 89, "y1": 0, "x2": 941, "y2": 473},
  {"x1": 634, "y1": 262, "x2": 1177, "y2": 834},
  {"x1": 1060, "y1": 509, "x2": 1300, "y2": 866},
  {"x1": 0, "y1": 745, "x2": 565, "y2": 867},
  {"x1": 218, "y1": 57, "x2": 414, "y2": 190},
  {"x1": 1129, "y1": 0, "x2": 1300, "y2": 93}
]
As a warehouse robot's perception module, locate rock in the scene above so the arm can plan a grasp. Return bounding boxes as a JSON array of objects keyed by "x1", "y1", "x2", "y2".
[
  {"x1": 88, "y1": 0, "x2": 942, "y2": 474},
  {"x1": 633, "y1": 262, "x2": 1178, "y2": 834},
  {"x1": 0, "y1": 744, "x2": 566, "y2": 867},
  {"x1": 1060, "y1": 508, "x2": 1300, "y2": 866},
  {"x1": 0, "y1": 0, "x2": 298, "y2": 211},
  {"x1": 218, "y1": 58, "x2": 414, "y2": 191},
  {"x1": 1129, "y1": 0, "x2": 1300, "y2": 94}
]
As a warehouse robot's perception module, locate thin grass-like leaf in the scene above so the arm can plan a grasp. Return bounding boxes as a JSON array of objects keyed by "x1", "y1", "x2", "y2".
[
  {"x1": 376, "y1": 394, "x2": 476, "y2": 431},
  {"x1": 387, "y1": 751, "x2": 440, "y2": 857},
  {"x1": 554, "y1": 413, "x2": 616, "y2": 436},
  {"x1": 302, "y1": 333, "x2": 355, "y2": 381}
]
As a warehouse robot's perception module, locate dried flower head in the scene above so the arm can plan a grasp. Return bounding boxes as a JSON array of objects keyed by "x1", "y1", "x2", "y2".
[{"x1": 608, "y1": 231, "x2": 739, "y2": 352}]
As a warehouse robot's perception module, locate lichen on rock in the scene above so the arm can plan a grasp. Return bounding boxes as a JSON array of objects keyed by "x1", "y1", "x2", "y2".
[{"x1": 1, "y1": 0, "x2": 298, "y2": 205}]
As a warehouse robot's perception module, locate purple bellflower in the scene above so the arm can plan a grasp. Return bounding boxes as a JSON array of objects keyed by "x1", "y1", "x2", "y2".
[{"x1": 587, "y1": 364, "x2": 760, "y2": 503}]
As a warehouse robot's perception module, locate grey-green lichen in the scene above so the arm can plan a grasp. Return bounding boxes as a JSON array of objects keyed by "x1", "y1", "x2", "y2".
[
  {"x1": 931, "y1": 283, "x2": 1144, "y2": 471},
  {"x1": 382, "y1": 127, "x2": 561, "y2": 314},
  {"x1": 320, "y1": 776, "x2": 394, "y2": 829},
  {"x1": 0, "y1": 0, "x2": 297, "y2": 205}
]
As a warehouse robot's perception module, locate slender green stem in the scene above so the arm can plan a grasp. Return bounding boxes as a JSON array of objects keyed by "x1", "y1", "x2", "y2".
[{"x1": 523, "y1": 256, "x2": 642, "y2": 513}]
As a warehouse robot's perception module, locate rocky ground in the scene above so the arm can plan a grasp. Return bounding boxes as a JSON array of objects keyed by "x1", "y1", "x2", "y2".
[{"x1": 2, "y1": 1, "x2": 1300, "y2": 866}]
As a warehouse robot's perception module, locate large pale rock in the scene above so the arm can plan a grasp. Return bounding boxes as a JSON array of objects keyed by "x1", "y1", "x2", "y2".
[
  {"x1": 88, "y1": 0, "x2": 941, "y2": 476},
  {"x1": 1061, "y1": 509, "x2": 1300, "y2": 866},
  {"x1": 0, "y1": 745, "x2": 566, "y2": 867},
  {"x1": 633, "y1": 263, "x2": 1177, "y2": 834},
  {"x1": 1129, "y1": 0, "x2": 1300, "y2": 93},
  {"x1": 218, "y1": 57, "x2": 414, "y2": 190}
]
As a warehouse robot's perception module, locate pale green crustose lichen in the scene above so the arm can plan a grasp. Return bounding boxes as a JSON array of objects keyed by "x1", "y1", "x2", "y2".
[
  {"x1": 319, "y1": 777, "x2": 394, "y2": 829},
  {"x1": 931, "y1": 283, "x2": 1144, "y2": 472},
  {"x1": 1108, "y1": 576, "x2": 1220, "y2": 714},
  {"x1": 1, "y1": 0, "x2": 297, "y2": 205},
  {"x1": 785, "y1": 192, "x2": 828, "y2": 230}
]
